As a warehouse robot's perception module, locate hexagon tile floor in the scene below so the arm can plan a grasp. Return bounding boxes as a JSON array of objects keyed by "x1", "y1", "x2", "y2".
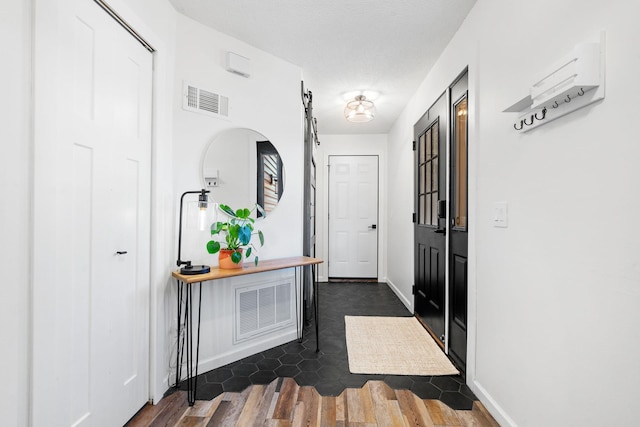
[{"x1": 176, "y1": 281, "x2": 477, "y2": 410}]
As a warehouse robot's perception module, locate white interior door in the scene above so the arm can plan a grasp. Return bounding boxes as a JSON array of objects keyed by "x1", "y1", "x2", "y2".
[
  {"x1": 328, "y1": 155, "x2": 379, "y2": 278},
  {"x1": 32, "y1": 0, "x2": 152, "y2": 425}
]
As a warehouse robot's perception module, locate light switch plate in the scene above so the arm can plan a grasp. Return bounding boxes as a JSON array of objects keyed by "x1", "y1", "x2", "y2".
[{"x1": 493, "y1": 202, "x2": 508, "y2": 228}]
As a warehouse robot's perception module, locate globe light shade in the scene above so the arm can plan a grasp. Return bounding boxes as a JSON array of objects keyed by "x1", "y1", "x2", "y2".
[{"x1": 344, "y1": 95, "x2": 376, "y2": 123}]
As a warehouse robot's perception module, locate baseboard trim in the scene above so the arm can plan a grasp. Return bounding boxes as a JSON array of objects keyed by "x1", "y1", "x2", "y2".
[
  {"x1": 385, "y1": 278, "x2": 413, "y2": 312},
  {"x1": 471, "y1": 379, "x2": 518, "y2": 427},
  {"x1": 328, "y1": 277, "x2": 377, "y2": 283}
]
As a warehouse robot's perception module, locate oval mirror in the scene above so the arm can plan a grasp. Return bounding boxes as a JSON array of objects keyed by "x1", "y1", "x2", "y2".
[{"x1": 202, "y1": 128, "x2": 285, "y2": 218}]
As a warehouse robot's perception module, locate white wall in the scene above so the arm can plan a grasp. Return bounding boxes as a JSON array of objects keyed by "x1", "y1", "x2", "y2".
[
  {"x1": 0, "y1": 1, "x2": 32, "y2": 425},
  {"x1": 170, "y1": 13, "x2": 304, "y2": 382},
  {"x1": 387, "y1": 0, "x2": 640, "y2": 425},
  {"x1": 172, "y1": 14, "x2": 303, "y2": 265},
  {"x1": 315, "y1": 134, "x2": 389, "y2": 285}
]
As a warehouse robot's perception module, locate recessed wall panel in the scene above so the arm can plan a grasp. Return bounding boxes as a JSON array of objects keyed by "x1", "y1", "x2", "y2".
[
  {"x1": 335, "y1": 231, "x2": 349, "y2": 262},
  {"x1": 336, "y1": 182, "x2": 348, "y2": 219},
  {"x1": 121, "y1": 159, "x2": 139, "y2": 385},
  {"x1": 74, "y1": 18, "x2": 95, "y2": 120},
  {"x1": 113, "y1": 57, "x2": 140, "y2": 140},
  {"x1": 357, "y1": 182, "x2": 370, "y2": 219},
  {"x1": 429, "y1": 247, "x2": 441, "y2": 309},
  {"x1": 71, "y1": 144, "x2": 93, "y2": 423},
  {"x1": 356, "y1": 231, "x2": 372, "y2": 263}
]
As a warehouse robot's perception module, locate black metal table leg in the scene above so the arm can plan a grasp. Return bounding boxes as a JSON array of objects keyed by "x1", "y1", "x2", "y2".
[
  {"x1": 175, "y1": 280, "x2": 184, "y2": 388},
  {"x1": 295, "y1": 266, "x2": 301, "y2": 342},
  {"x1": 185, "y1": 282, "x2": 192, "y2": 403},
  {"x1": 183, "y1": 281, "x2": 203, "y2": 406},
  {"x1": 313, "y1": 264, "x2": 319, "y2": 352},
  {"x1": 175, "y1": 279, "x2": 203, "y2": 406},
  {"x1": 190, "y1": 282, "x2": 203, "y2": 405}
]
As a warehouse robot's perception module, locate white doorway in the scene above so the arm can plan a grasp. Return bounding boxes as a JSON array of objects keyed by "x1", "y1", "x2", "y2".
[
  {"x1": 328, "y1": 155, "x2": 379, "y2": 278},
  {"x1": 32, "y1": 0, "x2": 153, "y2": 425}
]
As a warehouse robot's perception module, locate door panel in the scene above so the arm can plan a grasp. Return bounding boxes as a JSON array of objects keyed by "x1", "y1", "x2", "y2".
[
  {"x1": 449, "y1": 253, "x2": 468, "y2": 366},
  {"x1": 33, "y1": 0, "x2": 152, "y2": 424},
  {"x1": 414, "y1": 93, "x2": 447, "y2": 343},
  {"x1": 449, "y1": 73, "x2": 469, "y2": 372},
  {"x1": 70, "y1": 145, "x2": 93, "y2": 422},
  {"x1": 329, "y1": 155, "x2": 378, "y2": 278}
]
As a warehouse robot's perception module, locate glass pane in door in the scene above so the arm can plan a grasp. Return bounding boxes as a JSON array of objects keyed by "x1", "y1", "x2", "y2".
[{"x1": 454, "y1": 98, "x2": 468, "y2": 228}]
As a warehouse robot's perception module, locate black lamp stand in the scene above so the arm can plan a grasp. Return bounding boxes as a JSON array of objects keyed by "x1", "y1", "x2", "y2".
[{"x1": 177, "y1": 189, "x2": 211, "y2": 275}]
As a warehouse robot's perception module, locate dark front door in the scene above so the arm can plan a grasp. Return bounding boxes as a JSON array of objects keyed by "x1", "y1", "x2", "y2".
[
  {"x1": 449, "y1": 72, "x2": 469, "y2": 372},
  {"x1": 414, "y1": 92, "x2": 447, "y2": 344}
]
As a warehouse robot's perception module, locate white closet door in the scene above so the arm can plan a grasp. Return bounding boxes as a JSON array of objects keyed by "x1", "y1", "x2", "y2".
[
  {"x1": 32, "y1": 0, "x2": 152, "y2": 425},
  {"x1": 328, "y1": 155, "x2": 379, "y2": 278}
]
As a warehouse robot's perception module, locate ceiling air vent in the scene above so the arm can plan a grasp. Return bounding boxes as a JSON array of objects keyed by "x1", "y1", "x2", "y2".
[{"x1": 183, "y1": 81, "x2": 229, "y2": 119}]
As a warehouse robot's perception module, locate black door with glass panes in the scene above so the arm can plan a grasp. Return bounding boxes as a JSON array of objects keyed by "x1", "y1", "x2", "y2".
[{"x1": 414, "y1": 92, "x2": 447, "y2": 345}]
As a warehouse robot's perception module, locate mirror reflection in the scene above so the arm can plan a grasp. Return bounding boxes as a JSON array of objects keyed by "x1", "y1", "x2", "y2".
[{"x1": 202, "y1": 128, "x2": 285, "y2": 218}]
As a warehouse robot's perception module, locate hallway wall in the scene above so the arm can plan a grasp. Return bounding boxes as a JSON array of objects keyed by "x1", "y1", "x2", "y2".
[
  {"x1": 170, "y1": 13, "x2": 305, "y2": 384},
  {"x1": 172, "y1": 14, "x2": 303, "y2": 266},
  {"x1": 387, "y1": 0, "x2": 640, "y2": 425}
]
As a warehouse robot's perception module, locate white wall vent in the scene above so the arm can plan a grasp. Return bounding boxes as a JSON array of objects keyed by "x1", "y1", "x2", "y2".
[
  {"x1": 182, "y1": 81, "x2": 229, "y2": 119},
  {"x1": 235, "y1": 280, "x2": 293, "y2": 343}
]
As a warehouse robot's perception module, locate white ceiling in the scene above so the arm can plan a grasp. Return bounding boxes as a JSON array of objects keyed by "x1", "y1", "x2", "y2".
[{"x1": 169, "y1": 0, "x2": 477, "y2": 134}]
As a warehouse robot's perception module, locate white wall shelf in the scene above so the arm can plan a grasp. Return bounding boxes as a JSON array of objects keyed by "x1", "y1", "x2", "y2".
[{"x1": 504, "y1": 32, "x2": 606, "y2": 132}]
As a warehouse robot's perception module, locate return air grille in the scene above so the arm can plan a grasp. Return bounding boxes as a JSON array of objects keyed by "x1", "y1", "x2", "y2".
[
  {"x1": 183, "y1": 81, "x2": 229, "y2": 119},
  {"x1": 235, "y1": 280, "x2": 293, "y2": 343}
]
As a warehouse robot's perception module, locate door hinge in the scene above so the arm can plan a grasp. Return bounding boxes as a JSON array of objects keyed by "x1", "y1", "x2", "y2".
[
  {"x1": 412, "y1": 140, "x2": 416, "y2": 151},
  {"x1": 412, "y1": 285, "x2": 416, "y2": 295},
  {"x1": 412, "y1": 212, "x2": 416, "y2": 223}
]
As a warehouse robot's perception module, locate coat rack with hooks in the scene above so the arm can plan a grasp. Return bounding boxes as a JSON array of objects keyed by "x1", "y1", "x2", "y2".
[{"x1": 504, "y1": 32, "x2": 606, "y2": 133}]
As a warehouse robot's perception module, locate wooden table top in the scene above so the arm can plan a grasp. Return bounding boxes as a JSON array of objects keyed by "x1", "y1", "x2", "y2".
[{"x1": 172, "y1": 256, "x2": 323, "y2": 284}]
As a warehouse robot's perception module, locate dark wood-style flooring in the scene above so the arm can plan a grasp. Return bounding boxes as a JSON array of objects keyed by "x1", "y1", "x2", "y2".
[{"x1": 126, "y1": 378, "x2": 499, "y2": 426}]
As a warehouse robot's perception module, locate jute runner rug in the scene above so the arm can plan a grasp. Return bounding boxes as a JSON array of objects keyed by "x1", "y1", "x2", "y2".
[{"x1": 345, "y1": 315, "x2": 459, "y2": 376}]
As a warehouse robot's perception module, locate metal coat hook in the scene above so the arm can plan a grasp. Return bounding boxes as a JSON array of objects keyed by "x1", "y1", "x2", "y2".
[
  {"x1": 552, "y1": 100, "x2": 559, "y2": 109},
  {"x1": 514, "y1": 107, "x2": 546, "y2": 131},
  {"x1": 578, "y1": 87, "x2": 585, "y2": 96},
  {"x1": 565, "y1": 94, "x2": 572, "y2": 103}
]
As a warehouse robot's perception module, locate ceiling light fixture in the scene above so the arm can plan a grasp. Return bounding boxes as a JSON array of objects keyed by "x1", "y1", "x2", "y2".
[{"x1": 344, "y1": 95, "x2": 376, "y2": 123}]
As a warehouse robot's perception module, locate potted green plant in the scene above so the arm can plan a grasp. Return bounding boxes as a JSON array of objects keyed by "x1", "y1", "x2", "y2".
[{"x1": 206, "y1": 204, "x2": 265, "y2": 268}]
